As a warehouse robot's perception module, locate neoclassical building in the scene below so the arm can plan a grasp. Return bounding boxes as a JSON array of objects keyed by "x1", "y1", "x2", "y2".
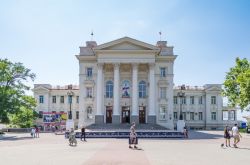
[{"x1": 33, "y1": 37, "x2": 236, "y2": 130}]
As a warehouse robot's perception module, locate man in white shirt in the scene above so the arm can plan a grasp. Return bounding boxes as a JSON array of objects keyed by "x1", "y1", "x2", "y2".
[{"x1": 231, "y1": 124, "x2": 242, "y2": 148}]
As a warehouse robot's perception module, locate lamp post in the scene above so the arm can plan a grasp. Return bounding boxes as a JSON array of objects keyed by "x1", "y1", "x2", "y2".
[
  {"x1": 67, "y1": 91, "x2": 74, "y2": 120},
  {"x1": 66, "y1": 90, "x2": 74, "y2": 131},
  {"x1": 177, "y1": 84, "x2": 186, "y2": 132},
  {"x1": 177, "y1": 85, "x2": 185, "y2": 120}
]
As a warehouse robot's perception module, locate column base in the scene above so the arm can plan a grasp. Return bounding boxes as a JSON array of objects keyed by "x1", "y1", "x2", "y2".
[
  {"x1": 131, "y1": 115, "x2": 139, "y2": 124},
  {"x1": 95, "y1": 115, "x2": 104, "y2": 124},
  {"x1": 112, "y1": 115, "x2": 120, "y2": 124},
  {"x1": 177, "y1": 120, "x2": 185, "y2": 132},
  {"x1": 147, "y1": 115, "x2": 156, "y2": 124}
]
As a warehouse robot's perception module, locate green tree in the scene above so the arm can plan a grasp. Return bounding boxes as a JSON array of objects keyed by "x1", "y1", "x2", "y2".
[
  {"x1": 0, "y1": 59, "x2": 36, "y2": 123},
  {"x1": 9, "y1": 96, "x2": 38, "y2": 128},
  {"x1": 223, "y1": 57, "x2": 250, "y2": 110}
]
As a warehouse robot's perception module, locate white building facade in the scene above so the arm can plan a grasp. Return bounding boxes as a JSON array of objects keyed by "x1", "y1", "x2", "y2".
[{"x1": 33, "y1": 37, "x2": 236, "y2": 130}]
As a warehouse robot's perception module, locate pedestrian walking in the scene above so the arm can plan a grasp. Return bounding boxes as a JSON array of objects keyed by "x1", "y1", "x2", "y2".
[
  {"x1": 81, "y1": 126, "x2": 86, "y2": 141},
  {"x1": 221, "y1": 125, "x2": 231, "y2": 147},
  {"x1": 232, "y1": 124, "x2": 242, "y2": 148},
  {"x1": 35, "y1": 126, "x2": 40, "y2": 138},
  {"x1": 183, "y1": 126, "x2": 188, "y2": 138},
  {"x1": 129, "y1": 122, "x2": 138, "y2": 149},
  {"x1": 31, "y1": 127, "x2": 36, "y2": 138}
]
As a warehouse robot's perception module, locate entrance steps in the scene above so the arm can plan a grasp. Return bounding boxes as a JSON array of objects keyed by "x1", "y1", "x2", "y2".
[{"x1": 66, "y1": 124, "x2": 184, "y2": 138}]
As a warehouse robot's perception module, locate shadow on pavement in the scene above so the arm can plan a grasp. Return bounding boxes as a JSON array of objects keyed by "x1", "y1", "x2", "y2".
[{"x1": 0, "y1": 136, "x2": 34, "y2": 142}]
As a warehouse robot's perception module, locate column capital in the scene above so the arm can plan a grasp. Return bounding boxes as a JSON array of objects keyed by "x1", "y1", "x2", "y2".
[
  {"x1": 97, "y1": 63, "x2": 104, "y2": 69},
  {"x1": 113, "y1": 63, "x2": 120, "y2": 69},
  {"x1": 132, "y1": 63, "x2": 139, "y2": 69},
  {"x1": 149, "y1": 63, "x2": 155, "y2": 69}
]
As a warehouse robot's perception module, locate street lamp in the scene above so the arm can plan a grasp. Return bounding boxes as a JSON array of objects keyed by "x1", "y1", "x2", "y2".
[
  {"x1": 177, "y1": 85, "x2": 186, "y2": 120},
  {"x1": 177, "y1": 84, "x2": 186, "y2": 132},
  {"x1": 66, "y1": 90, "x2": 74, "y2": 131},
  {"x1": 67, "y1": 91, "x2": 74, "y2": 120}
]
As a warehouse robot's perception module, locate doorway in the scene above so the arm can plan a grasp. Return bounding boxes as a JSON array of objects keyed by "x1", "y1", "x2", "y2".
[
  {"x1": 122, "y1": 106, "x2": 130, "y2": 123},
  {"x1": 106, "y1": 106, "x2": 113, "y2": 123},
  {"x1": 139, "y1": 106, "x2": 146, "y2": 123}
]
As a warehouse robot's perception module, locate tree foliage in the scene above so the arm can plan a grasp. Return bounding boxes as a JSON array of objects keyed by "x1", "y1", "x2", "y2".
[
  {"x1": 0, "y1": 58, "x2": 36, "y2": 123},
  {"x1": 8, "y1": 96, "x2": 38, "y2": 128},
  {"x1": 223, "y1": 57, "x2": 250, "y2": 110}
]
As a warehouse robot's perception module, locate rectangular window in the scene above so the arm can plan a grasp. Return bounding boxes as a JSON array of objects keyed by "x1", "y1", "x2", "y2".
[
  {"x1": 211, "y1": 96, "x2": 216, "y2": 105},
  {"x1": 160, "y1": 87, "x2": 167, "y2": 99},
  {"x1": 190, "y1": 96, "x2": 194, "y2": 105},
  {"x1": 159, "y1": 106, "x2": 167, "y2": 120},
  {"x1": 190, "y1": 112, "x2": 194, "y2": 120},
  {"x1": 60, "y1": 96, "x2": 64, "y2": 103},
  {"x1": 87, "y1": 68, "x2": 92, "y2": 78},
  {"x1": 39, "y1": 95, "x2": 44, "y2": 104},
  {"x1": 52, "y1": 96, "x2": 56, "y2": 103},
  {"x1": 86, "y1": 87, "x2": 93, "y2": 98},
  {"x1": 181, "y1": 97, "x2": 186, "y2": 104},
  {"x1": 222, "y1": 111, "x2": 228, "y2": 120},
  {"x1": 160, "y1": 68, "x2": 166, "y2": 77},
  {"x1": 174, "y1": 112, "x2": 178, "y2": 120},
  {"x1": 38, "y1": 111, "x2": 43, "y2": 118},
  {"x1": 211, "y1": 112, "x2": 216, "y2": 120},
  {"x1": 198, "y1": 112, "x2": 203, "y2": 120},
  {"x1": 199, "y1": 96, "x2": 203, "y2": 104},
  {"x1": 174, "y1": 96, "x2": 178, "y2": 104},
  {"x1": 76, "y1": 96, "x2": 79, "y2": 103},
  {"x1": 68, "y1": 96, "x2": 73, "y2": 104},
  {"x1": 76, "y1": 111, "x2": 79, "y2": 119},
  {"x1": 229, "y1": 111, "x2": 235, "y2": 121},
  {"x1": 182, "y1": 112, "x2": 186, "y2": 120}
]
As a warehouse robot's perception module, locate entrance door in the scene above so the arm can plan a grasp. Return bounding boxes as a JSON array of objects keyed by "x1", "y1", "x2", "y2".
[
  {"x1": 139, "y1": 106, "x2": 146, "y2": 123},
  {"x1": 122, "y1": 106, "x2": 130, "y2": 123},
  {"x1": 106, "y1": 106, "x2": 113, "y2": 123}
]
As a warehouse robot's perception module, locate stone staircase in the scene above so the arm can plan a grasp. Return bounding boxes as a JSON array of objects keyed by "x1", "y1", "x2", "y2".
[
  {"x1": 86, "y1": 123, "x2": 169, "y2": 131},
  {"x1": 65, "y1": 124, "x2": 184, "y2": 138}
]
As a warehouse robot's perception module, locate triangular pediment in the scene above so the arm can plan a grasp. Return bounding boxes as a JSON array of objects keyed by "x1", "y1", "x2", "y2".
[
  {"x1": 33, "y1": 85, "x2": 50, "y2": 92},
  {"x1": 93, "y1": 37, "x2": 159, "y2": 51},
  {"x1": 205, "y1": 85, "x2": 221, "y2": 91}
]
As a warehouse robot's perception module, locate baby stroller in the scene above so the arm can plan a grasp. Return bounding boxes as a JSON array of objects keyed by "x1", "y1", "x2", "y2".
[{"x1": 69, "y1": 132, "x2": 77, "y2": 146}]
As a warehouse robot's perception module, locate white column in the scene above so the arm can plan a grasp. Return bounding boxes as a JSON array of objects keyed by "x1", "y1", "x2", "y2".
[
  {"x1": 148, "y1": 63, "x2": 156, "y2": 116},
  {"x1": 132, "y1": 63, "x2": 138, "y2": 116},
  {"x1": 96, "y1": 63, "x2": 103, "y2": 115},
  {"x1": 78, "y1": 74, "x2": 85, "y2": 127},
  {"x1": 113, "y1": 63, "x2": 120, "y2": 115}
]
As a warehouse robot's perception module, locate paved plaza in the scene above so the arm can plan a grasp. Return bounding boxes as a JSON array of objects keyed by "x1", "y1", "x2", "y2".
[{"x1": 0, "y1": 131, "x2": 250, "y2": 165}]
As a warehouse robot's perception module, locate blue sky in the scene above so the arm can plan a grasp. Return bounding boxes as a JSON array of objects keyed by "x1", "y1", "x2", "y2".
[{"x1": 1, "y1": 0, "x2": 250, "y2": 88}]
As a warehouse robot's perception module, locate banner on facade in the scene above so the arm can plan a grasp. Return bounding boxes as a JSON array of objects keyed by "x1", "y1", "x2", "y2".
[{"x1": 43, "y1": 112, "x2": 67, "y2": 123}]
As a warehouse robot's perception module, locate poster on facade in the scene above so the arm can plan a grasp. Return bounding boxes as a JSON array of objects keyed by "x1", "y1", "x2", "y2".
[
  {"x1": 122, "y1": 80, "x2": 130, "y2": 97},
  {"x1": 43, "y1": 112, "x2": 67, "y2": 123}
]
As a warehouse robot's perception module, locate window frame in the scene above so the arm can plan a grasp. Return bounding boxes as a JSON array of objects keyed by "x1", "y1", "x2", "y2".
[{"x1": 139, "y1": 81, "x2": 146, "y2": 98}]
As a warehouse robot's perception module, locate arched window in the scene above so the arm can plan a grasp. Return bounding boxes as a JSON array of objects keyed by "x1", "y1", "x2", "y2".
[
  {"x1": 106, "y1": 81, "x2": 113, "y2": 98},
  {"x1": 87, "y1": 106, "x2": 93, "y2": 119},
  {"x1": 139, "y1": 81, "x2": 146, "y2": 98}
]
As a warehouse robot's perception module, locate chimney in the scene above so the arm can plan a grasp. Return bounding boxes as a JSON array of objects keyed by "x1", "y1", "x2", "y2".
[{"x1": 86, "y1": 41, "x2": 97, "y2": 48}]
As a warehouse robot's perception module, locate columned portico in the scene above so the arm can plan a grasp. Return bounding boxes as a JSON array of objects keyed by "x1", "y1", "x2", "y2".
[
  {"x1": 131, "y1": 63, "x2": 139, "y2": 124},
  {"x1": 76, "y1": 37, "x2": 177, "y2": 129},
  {"x1": 113, "y1": 63, "x2": 120, "y2": 124},
  {"x1": 148, "y1": 63, "x2": 156, "y2": 123},
  {"x1": 95, "y1": 63, "x2": 104, "y2": 124}
]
